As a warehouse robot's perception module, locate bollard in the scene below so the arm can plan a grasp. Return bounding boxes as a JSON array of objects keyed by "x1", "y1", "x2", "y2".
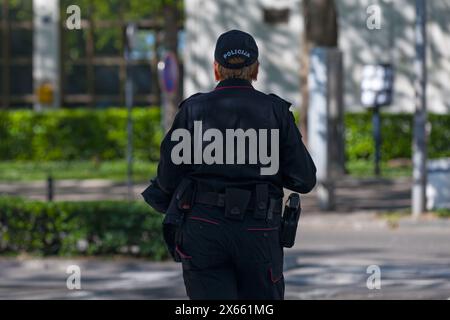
[{"x1": 47, "y1": 175, "x2": 54, "y2": 202}]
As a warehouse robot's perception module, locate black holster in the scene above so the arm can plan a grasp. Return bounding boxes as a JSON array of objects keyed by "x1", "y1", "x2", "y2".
[{"x1": 280, "y1": 193, "x2": 302, "y2": 248}]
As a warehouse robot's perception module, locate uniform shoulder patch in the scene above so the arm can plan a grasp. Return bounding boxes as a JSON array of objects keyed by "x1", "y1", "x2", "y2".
[
  {"x1": 268, "y1": 93, "x2": 292, "y2": 108},
  {"x1": 178, "y1": 93, "x2": 203, "y2": 109}
]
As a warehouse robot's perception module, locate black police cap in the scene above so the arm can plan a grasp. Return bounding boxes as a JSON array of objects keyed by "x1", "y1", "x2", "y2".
[{"x1": 214, "y1": 30, "x2": 259, "y2": 69}]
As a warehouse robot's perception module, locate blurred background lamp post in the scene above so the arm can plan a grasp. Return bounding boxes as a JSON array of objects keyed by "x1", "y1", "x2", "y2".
[
  {"x1": 158, "y1": 52, "x2": 179, "y2": 132},
  {"x1": 361, "y1": 64, "x2": 394, "y2": 177},
  {"x1": 33, "y1": 0, "x2": 60, "y2": 201},
  {"x1": 125, "y1": 23, "x2": 137, "y2": 201},
  {"x1": 412, "y1": 0, "x2": 428, "y2": 218},
  {"x1": 37, "y1": 81, "x2": 56, "y2": 201}
]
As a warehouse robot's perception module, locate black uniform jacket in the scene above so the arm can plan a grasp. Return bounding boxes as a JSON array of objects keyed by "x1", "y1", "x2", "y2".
[{"x1": 143, "y1": 78, "x2": 316, "y2": 221}]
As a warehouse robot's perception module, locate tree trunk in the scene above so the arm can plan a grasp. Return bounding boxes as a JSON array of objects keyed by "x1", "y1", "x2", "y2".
[{"x1": 300, "y1": 0, "x2": 338, "y2": 145}]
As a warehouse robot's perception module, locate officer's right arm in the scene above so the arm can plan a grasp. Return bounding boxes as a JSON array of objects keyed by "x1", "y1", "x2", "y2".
[
  {"x1": 279, "y1": 106, "x2": 317, "y2": 194},
  {"x1": 156, "y1": 105, "x2": 192, "y2": 195}
]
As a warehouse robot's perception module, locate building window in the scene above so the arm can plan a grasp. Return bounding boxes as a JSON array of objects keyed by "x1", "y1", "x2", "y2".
[{"x1": 1, "y1": 0, "x2": 184, "y2": 109}]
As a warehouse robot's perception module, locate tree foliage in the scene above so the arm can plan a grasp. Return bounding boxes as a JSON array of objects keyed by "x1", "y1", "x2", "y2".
[{"x1": 59, "y1": 0, "x2": 183, "y2": 21}]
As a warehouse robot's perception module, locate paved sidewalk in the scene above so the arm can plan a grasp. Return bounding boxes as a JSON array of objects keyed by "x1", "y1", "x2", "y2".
[
  {"x1": 1, "y1": 213, "x2": 449, "y2": 300},
  {"x1": 0, "y1": 177, "x2": 413, "y2": 213}
]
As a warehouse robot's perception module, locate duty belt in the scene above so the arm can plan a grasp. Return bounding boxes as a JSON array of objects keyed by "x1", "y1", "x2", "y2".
[{"x1": 194, "y1": 191, "x2": 282, "y2": 215}]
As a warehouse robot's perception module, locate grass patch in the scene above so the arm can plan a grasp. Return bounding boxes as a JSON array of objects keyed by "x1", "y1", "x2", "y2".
[
  {"x1": 346, "y1": 160, "x2": 412, "y2": 178},
  {"x1": 0, "y1": 159, "x2": 413, "y2": 182},
  {"x1": 380, "y1": 208, "x2": 450, "y2": 227},
  {"x1": 378, "y1": 209, "x2": 411, "y2": 228},
  {"x1": 436, "y1": 208, "x2": 450, "y2": 218},
  {"x1": 0, "y1": 160, "x2": 157, "y2": 182}
]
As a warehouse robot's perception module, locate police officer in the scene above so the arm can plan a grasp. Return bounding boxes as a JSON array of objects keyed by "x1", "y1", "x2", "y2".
[{"x1": 143, "y1": 30, "x2": 316, "y2": 300}]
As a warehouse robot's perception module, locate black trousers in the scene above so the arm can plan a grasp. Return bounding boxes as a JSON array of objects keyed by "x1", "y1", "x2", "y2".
[{"x1": 174, "y1": 204, "x2": 285, "y2": 300}]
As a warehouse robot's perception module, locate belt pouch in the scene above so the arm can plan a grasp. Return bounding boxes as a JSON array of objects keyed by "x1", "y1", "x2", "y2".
[
  {"x1": 225, "y1": 188, "x2": 251, "y2": 220},
  {"x1": 254, "y1": 184, "x2": 268, "y2": 220}
]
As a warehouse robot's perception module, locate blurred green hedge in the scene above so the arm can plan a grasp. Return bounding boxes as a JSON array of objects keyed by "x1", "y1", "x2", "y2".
[
  {"x1": 0, "y1": 196, "x2": 167, "y2": 259},
  {"x1": 0, "y1": 108, "x2": 449, "y2": 162},
  {"x1": 345, "y1": 113, "x2": 450, "y2": 161},
  {"x1": 0, "y1": 107, "x2": 163, "y2": 161}
]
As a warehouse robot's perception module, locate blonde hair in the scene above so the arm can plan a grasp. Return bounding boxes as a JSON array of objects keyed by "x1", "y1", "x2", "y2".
[{"x1": 217, "y1": 57, "x2": 259, "y2": 82}]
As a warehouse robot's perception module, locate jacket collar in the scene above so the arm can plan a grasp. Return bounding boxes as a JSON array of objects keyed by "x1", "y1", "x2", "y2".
[{"x1": 215, "y1": 78, "x2": 254, "y2": 91}]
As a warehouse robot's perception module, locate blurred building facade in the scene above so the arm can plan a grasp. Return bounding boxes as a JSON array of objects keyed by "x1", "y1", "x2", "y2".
[
  {"x1": 1, "y1": 0, "x2": 450, "y2": 113},
  {"x1": 0, "y1": 0, "x2": 183, "y2": 109},
  {"x1": 184, "y1": 0, "x2": 450, "y2": 114}
]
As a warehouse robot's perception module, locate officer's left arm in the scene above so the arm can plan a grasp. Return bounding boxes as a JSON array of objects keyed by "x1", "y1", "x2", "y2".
[
  {"x1": 279, "y1": 106, "x2": 317, "y2": 194},
  {"x1": 156, "y1": 105, "x2": 193, "y2": 195}
]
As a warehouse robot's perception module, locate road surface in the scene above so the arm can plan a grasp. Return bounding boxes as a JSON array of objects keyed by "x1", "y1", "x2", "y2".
[{"x1": 1, "y1": 213, "x2": 449, "y2": 300}]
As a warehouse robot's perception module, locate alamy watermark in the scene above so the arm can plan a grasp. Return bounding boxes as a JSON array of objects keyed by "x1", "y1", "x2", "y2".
[
  {"x1": 366, "y1": 4, "x2": 382, "y2": 30},
  {"x1": 366, "y1": 265, "x2": 381, "y2": 290},
  {"x1": 66, "y1": 265, "x2": 81, "y2": 290},
  {"x1": 171, "y1": 121, "x2": 279, "y2": 176},
  {"x1": 66, "y1": 5, "x2": 81, "y2": 30}
]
